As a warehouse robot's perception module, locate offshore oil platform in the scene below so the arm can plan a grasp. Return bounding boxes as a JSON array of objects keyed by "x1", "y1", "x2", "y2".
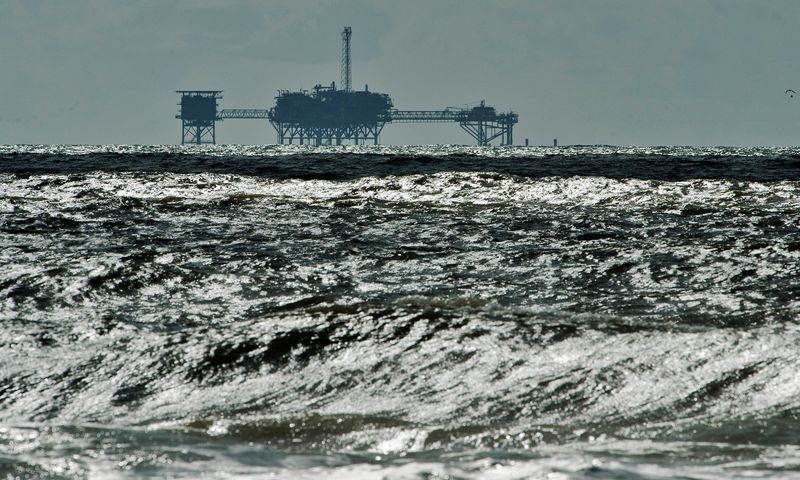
[{"x1": 177, "y1": 27, "x2": 518, "y2": 146}]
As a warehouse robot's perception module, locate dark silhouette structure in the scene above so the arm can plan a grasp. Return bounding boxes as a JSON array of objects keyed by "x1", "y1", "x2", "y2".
[
  {"x1": 389, "y1": 102, "x2": 517, "y2": 146},
  {"x1": 177, "y1": 28, "x2": 518, "y2": 146},
  {"x1": 341, "y1": 27, "x2": 352, "y2": 92},
  {"x1": 268, "y1": 83, "x2": 392, "y2": 145},
  {"x1": 176, "y1": 91, "x2": 221, "y2": 145}
]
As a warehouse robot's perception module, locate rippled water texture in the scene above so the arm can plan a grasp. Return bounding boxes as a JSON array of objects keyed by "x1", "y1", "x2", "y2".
[{"x1": 3, "y1": 145, "x2": 800, "y2": 479}]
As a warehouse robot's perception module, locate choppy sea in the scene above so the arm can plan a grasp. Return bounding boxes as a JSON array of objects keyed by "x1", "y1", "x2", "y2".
[{"x1": 2, "y1": 144, "x2": 800, "y2": 479}]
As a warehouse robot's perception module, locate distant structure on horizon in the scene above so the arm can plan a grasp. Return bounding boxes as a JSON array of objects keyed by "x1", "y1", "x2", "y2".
[
  {"x1": 175, "y1": 90, "x2": 222, "y2": 145},
  {"x1": 176, "y1": 27, "x2": 518, "y2": 146}
]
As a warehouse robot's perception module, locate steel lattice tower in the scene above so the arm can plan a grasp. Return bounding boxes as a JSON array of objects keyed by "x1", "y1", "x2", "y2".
[
  {"x1": 175, "y1": 91, "x2": 222, "y2": 145},
  {"x1": 341, "y1": 27, "x2": 352, "y2": 92}
]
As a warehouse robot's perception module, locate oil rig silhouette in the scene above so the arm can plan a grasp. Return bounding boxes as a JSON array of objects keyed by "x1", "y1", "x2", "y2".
[{"x1": 177, "y1": 27, "x2": 518, "y2": 146}]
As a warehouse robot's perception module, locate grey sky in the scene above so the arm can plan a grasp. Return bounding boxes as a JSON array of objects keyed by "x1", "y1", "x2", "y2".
[{"x1": 2, "y1": 0, "x2": 799, "y2": 146}]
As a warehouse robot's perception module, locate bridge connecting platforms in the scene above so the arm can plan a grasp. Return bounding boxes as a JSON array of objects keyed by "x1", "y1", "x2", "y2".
[{"x1": 214, "y1": 105, "x2": 518, "y2": 146}]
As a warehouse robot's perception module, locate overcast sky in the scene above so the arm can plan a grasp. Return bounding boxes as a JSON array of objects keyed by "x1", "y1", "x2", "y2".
[{"x1": 2, "y1": 0, "x2": 800, "y2": 146}]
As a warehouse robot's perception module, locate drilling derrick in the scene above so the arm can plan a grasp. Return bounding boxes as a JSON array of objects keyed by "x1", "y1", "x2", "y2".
[{"x1": 341, "y1": 26, "x2": 352, "y2": 92}]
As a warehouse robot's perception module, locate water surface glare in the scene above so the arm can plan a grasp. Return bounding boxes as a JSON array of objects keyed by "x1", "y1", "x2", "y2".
[{"x1": 2, "y1": 145, "x2": 800, "y2": 479}]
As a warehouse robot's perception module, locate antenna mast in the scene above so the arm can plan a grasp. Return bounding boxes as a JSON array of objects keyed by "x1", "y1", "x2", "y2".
[{"x1": 341, "y1": 27, "x2": 352, "y2": 91}]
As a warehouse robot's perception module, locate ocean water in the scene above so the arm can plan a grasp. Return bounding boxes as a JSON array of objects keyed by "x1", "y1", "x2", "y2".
[{"x1": 2, "y1": 144, "x2": 800, "y2": 479}]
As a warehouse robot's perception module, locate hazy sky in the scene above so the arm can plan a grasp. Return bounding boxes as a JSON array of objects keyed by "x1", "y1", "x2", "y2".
[{"x1": 2, "y1": 0, "x2": 800, "y2": 146}]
